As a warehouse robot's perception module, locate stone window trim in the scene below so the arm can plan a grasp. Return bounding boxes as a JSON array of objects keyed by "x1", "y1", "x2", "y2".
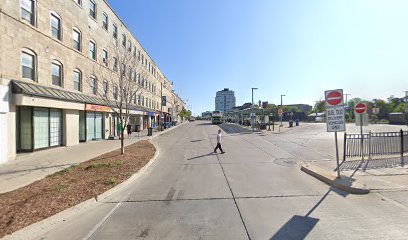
[
  {"x1": 73, "y1": 0, "x2": 82, "y2": 7},
  {"x1": 20, "y1": 0, "x2": 37, "y2": 27},
  {"x1": 72, "y1": 27, "x2": 82, "y2": 52},
  {"x1": 102, "y1": 12, "x2": 109, "y2": 31},
  {"x1": 21, "y1": 48, "x2": 37, "y2": 82},
  {"x1": 102, "y1": 80, "x2": 108, "y2": 97},
  {"x1": 102, "y1": 49, "x2": 108, "y2": 67},
  {"x1": 89, "y1": 39, "x2": 97, "y2": 61},
  {"x1": 73, "y1": 68, "x2": 82, "y2": 92},
  {"x1": 51, "y1": 60, "x2": 63, "y2": 88},
  {"x1": 50, "y1": 11, "x2": 63, "y2": 41},
  {"x1": 89, "y1": 0, "x2": 97, "y2": 20},
  {"x1": 90, "y1": 75, "x2": 98, "y2": 95}
]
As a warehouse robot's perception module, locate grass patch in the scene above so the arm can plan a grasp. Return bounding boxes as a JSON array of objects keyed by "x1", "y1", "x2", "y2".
[{"x1": 104, "y1": 177, "x2": 117, "y2": 185}]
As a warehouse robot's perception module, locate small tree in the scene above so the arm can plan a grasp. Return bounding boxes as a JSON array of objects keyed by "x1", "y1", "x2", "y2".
[{"x1": 89, "y1": 42, "x2": 147, "y2": 154}]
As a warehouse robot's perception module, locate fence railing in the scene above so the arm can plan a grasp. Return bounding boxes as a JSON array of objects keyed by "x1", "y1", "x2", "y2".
[{"x1": 344, "y1": 130, "x2": 407, "y2": 165}]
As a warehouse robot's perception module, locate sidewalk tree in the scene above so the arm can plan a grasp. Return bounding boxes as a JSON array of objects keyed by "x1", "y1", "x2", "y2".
[{"x1": 89, "y1": 41, "x2": 147, "y2": 155}]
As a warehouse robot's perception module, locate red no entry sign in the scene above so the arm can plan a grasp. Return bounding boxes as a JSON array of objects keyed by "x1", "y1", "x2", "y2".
[
  {"x1": 355, "y1": 102, "x2": 367, "y2": 114},
  {"x1": 325, "y1": 90, "x2": 343, "y2": 106}
]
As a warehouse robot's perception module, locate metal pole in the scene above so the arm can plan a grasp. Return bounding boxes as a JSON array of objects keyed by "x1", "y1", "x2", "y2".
[
  {"x1": 335, "y1": 131, "x2": 341, "y2": 178},
  {"x1": 360, "y1": 114, "x2": 364, "y2": 162},
  {"x1": 401, "y1": 129, "x2": 404, "y2": 167}
]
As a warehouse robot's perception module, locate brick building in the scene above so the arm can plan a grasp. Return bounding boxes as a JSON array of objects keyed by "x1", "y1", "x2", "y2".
[{"x1": 0, "y1": 0, "x2": 185, "y2": 163}]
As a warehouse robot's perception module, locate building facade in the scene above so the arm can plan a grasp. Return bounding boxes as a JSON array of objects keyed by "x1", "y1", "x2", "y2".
[
  {"x1": 0, "y1": 0, "x2": 184, "y2": 163},
  {"x1": 215, "y1": 88, "x2": 236, "y2": 113}
]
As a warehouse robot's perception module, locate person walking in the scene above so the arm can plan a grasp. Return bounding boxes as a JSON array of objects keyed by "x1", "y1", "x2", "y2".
[
  {"x1": 126, "y1": 123, "x2": 132, "y2": 139},
  {"x1": 214, "y1": 129, "x2": 225, "y2": 154}
]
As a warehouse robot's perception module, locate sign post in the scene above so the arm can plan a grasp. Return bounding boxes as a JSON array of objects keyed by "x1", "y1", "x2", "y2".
[
  {"x1": 278, "y1": 108, "x2": 284, "y2": 131},
  {"x1": 355, "y1": 102, "x2": 368, "y2": 162},
  {"x1": 325, "y1": 89, "x2": 346, "y2": 178}
]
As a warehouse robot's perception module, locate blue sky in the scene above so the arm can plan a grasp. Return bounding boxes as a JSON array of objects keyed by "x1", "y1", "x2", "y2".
[{"x1": 108, "y1": 0, "x2": 408, "y2": 115}]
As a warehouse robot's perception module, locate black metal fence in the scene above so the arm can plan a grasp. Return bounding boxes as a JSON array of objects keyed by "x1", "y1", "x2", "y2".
[{"x1": 344, "y1": 130, "x2": 407, "y2": 163}]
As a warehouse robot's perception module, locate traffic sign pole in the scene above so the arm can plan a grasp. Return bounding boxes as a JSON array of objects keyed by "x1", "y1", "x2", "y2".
[
  {"x1": 325, "y1": 89, "x2": 346, "y2": 179},
  {"x1": 335, "y1": 132, "x2": 340, "y2": 178}
]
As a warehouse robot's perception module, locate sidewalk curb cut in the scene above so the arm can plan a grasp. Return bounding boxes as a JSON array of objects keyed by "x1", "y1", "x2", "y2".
[
  {"x1": 3, "y1": 140, "x2": 163, "y2": 240},
  {"x1": 300, "y1": 164, "x2": 370, "y2": 195}
]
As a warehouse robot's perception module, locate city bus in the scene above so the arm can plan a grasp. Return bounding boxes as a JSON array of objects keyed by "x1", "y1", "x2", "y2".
[{"x1": 212, "y1": 111, "x2": 222, "y2": 124}]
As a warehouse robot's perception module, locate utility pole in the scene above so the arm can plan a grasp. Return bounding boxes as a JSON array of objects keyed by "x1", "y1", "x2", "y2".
[
  {"x1": 251, "y1": 88, "x2": 258, "y2": 106},
  {"x1": 344, "y1": 94, "x2": 351, "y2": 105},
  {"x1": 280, "y1": 94, "x2": 285, "y2": 107},
  {"x1": 404, "y1": 91, "x2": 408, "y2": 103}
]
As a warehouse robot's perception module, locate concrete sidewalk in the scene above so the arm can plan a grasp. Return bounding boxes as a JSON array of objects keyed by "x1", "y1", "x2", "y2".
[{"x1": 0, "y1": 123, "x2": 186, "y2": 194}]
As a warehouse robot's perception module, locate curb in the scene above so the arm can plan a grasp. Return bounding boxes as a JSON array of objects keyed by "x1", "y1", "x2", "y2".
[
  {"x1": 3, "y1": 141, "x2": 162, "y2": 240},
  {"x1": 300, "y1": 164, "x2": 370, "y2": 195}
]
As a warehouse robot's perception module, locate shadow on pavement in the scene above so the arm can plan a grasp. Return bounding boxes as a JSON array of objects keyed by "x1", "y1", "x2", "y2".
[
  {"x1": 339, "y1": 156, "x2": 407, "y2": 171},
  {"x1": 187, "y1": 152, "x2": 216, "y2": 160},
  {"x1": 269, "y1": 188, "x2": 347, "y2": 239}
]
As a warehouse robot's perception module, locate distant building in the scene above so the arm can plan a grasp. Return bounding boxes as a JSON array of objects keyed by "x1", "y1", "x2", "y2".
[
  {"x1": 201, "y1": 111, "x2": 213, "y2": 118},
  {"x1": 284, "y1": 104, "x2": 313, "y2": 113},
  {"x1": 215, "y1": 88, "x2": 236, "y2": 112}
]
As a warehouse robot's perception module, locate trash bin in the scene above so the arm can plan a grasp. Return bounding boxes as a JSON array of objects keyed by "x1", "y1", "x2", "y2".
[
  {"x1": 135, "y1": 124, "x2": 140, "y2": 132},
  {"x1": 289, "y1": 120, "x2": 293, "y2": 127},
  {"x1": 147, "y1": 127, "x2": 153, "y2": 136},
  {"x1": 295, "y1": 119, "x2": 299, "y2": 126}
]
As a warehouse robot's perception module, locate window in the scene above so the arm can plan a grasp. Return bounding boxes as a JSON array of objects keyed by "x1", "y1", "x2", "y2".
[
  {"x1": 122, "y1": 34, "x2": 126, "y2": 48},
  {"x1": 121, "y1": 64, "x2": 126, "y2": 76},
  {"x1": 128, "y1": 69, "x2": 132, "y2": 79},
  {"x1": 50, "y1": 13, "x2": 62, "y2": 40},
  {"x1": 102, "y1": 81, "x2": 108, "y2": 97},
  {"x1": 141, "y1": 54, "x2": 144, "y2": 63},
  {"x1": 21, "y1": 0, "x2": 35, "y2": 25},
  {"x1": 113, "y1": 85, "x2": 118, "y2": 100},
  {"x1": 112, "y1": 24, "x2": 118, "y2": 46},
  {"x1": 89, "y1": 0, "x2": 96, "y2": 19},
  {"x1": 90, "y1": 76, "x2": 97, "y2": 94},
  {"x1": 102, "y1": 12, "x2": 108, "y2": 30},
  {"x1": 113, "y1": 57, "x2": 117, "y2": 71},
  {"x1": 138, "y1": 50, "x2": 141, "y2": 61},
  {"x1": 128, "y1": 40, "x2": 132, "y2": 52},
  {"x1": 51, "y1": 61, "x2": 63, "y2": 87},
  {"x1": 133, "y1": 46, "x2": 137, "y2": 57},
  {"x1": 148, "y1": 62, "x2": 151, "y2": 72},
  {"x1": 102, "y1": 49, "x2": 108, "y2": 66},
  {"x1": 76, "y1": 0, "x2": 82, "y2": 6},
  {"x1": 73, "y1": 28, "x2": 81, "y2": 51},
  {"x1": 73, "y1": 69, "x2": 81, "y2": 91},
  {"x1": 89, "y1": 40, "x2": 96, "y2": 60},
  {"x1": 138, "y1": 73, "x2": 141, "y2": 85},
  {"x1": 21, "y1": 51, "x2": 35, "y2": 81}
]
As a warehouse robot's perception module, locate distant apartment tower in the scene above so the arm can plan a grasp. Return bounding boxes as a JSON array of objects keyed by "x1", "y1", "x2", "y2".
[{"x1": 215, "y1": 88, "x2": 236, "y2": 112}]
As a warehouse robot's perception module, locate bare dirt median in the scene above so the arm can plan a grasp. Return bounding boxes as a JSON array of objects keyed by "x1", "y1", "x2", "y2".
[{"x1": 0, "y1": 140, "x2": 156, "y2": 238}]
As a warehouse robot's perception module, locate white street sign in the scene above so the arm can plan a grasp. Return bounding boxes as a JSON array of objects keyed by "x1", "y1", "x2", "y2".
[
  {"x1": 355, "y1": 113, "x2": 369, "y2": 126},
  {"x1": 326, "y1": 106, "x2": 346, "y2": 132}
]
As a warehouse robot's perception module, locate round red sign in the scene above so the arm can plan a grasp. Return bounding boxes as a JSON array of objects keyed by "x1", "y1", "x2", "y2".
[
  {"x1": 355, "y1": 103, "x2": 367, "y2": 114},
  {"x1": 326, "y1": 91, "x2": 343, "y2": 106}
]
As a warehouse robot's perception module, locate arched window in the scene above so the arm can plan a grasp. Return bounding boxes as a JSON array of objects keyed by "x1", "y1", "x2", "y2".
[
  {"x1": 73, "y1": 27, "x2": 81, "y2": 51},
  {"x1": 21, "y1": 48, "x2": 36, "y2": 81},
  {"x1": 90, "y1": 75, "x2": 97, "y2": 95},
  {"x1": 51, "y1": 60, "x2": 63, "y2": 87},
  {"x1": 89, "y1": 0, "x2": 97, "y2": 19},
  {"x1": 50, "y1": 12, "x2": 62, "y2": 40},
  {"x1": 102, "y1": 80, "x2": 108, "y2": 97},
  {"x1": 113, "y1": 84, "x2": 118, "y2": 100},
  {"x1": 89, "y1": 40, "x2": 96, "y2": 60},
  {"x1": 73, "y1": 69, "x2": 82, "y2": 91},
  {"x1": 21, "y1": 0, "x2": 36, "y2": 26}
]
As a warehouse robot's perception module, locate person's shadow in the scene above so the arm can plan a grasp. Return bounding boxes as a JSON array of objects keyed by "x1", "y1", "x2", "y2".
[{"x1": 187, "y1": 152, "x2": 217, "y2": 161}]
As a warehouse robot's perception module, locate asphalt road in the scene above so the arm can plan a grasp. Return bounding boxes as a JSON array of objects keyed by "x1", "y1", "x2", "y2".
[{"x1": 33, "y1": 121, "x2": 408, "y2": 240}]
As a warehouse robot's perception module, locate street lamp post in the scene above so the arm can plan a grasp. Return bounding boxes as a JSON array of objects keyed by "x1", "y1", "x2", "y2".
[{"x1": 251, "y1": 88, "x2": 258, "y2": 106}]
